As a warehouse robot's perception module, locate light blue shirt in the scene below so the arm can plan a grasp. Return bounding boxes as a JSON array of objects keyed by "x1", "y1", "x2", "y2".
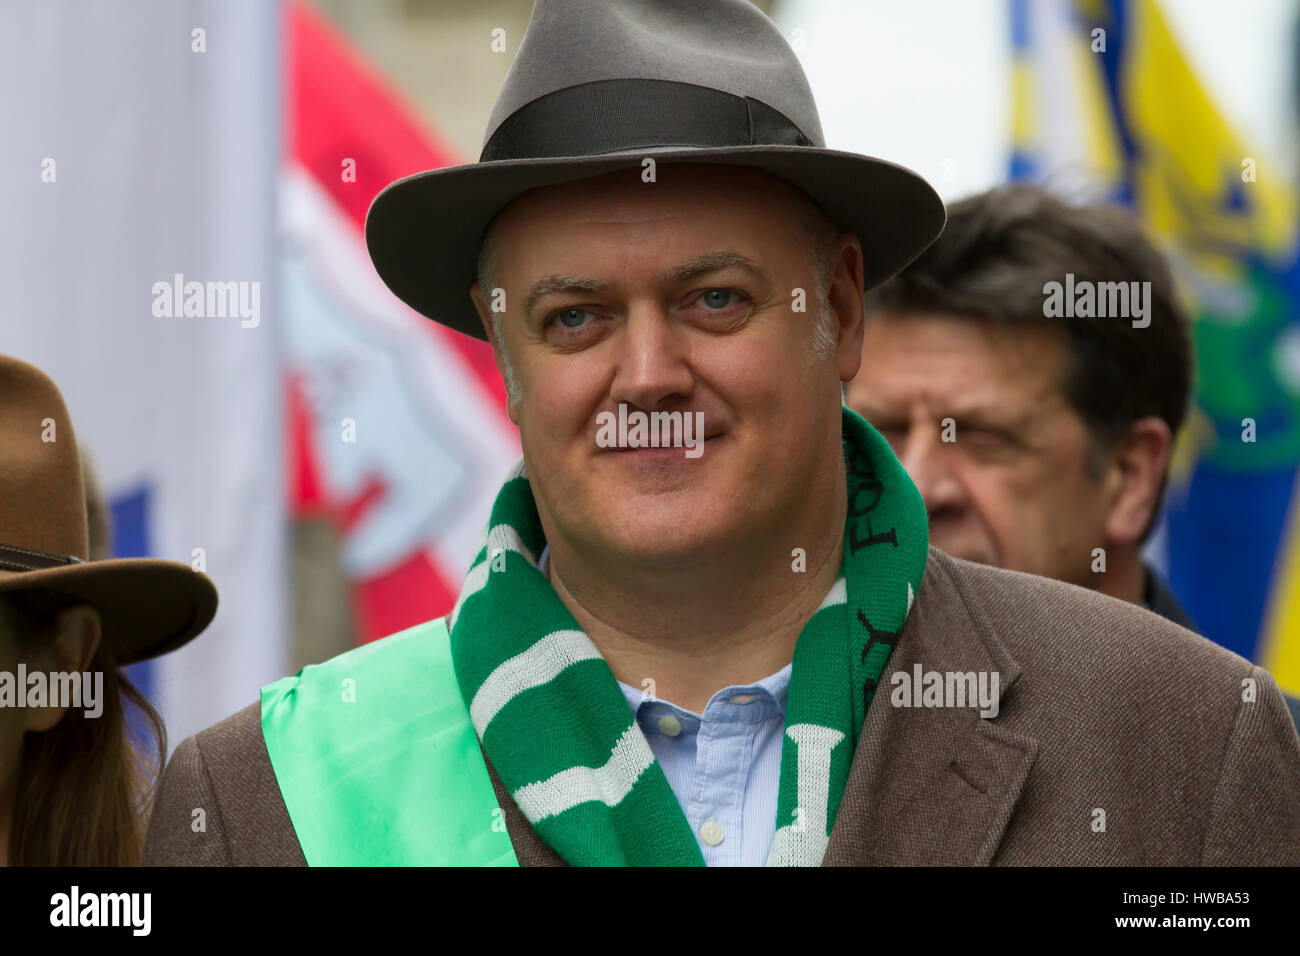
[
  {"x1": 615, "y1": 665, "x2": 792, "y2": 866},
  {"x1": 539, "y1": 545, "x2": 797, "y2": 866}
]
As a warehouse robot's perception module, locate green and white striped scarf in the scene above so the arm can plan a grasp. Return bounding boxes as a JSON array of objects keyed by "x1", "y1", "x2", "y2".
[{"x1": 448, "y1": 406, "x2": 928, "y2": 866}]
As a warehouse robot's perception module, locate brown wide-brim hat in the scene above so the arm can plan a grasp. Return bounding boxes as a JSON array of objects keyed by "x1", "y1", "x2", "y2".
[
  {"x1": 0, "y1": 355, "x2": 217, "y2": 665},
  {"x1": 365, "y1": 0, "x2": 946, "y2": 342}
]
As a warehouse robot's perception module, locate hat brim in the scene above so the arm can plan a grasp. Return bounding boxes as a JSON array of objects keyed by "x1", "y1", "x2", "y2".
[
  {"x1": 365, "y1": 145, "x2": 946, "y2": 341},
  {"x1": 0, "y1": 560, "x2": 217, "y2": 665}
]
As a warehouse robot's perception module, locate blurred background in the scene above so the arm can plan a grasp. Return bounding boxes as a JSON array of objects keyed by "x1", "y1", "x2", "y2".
[{"x1": 1, "y1": 0, "x2": 1298, "y2": 748}]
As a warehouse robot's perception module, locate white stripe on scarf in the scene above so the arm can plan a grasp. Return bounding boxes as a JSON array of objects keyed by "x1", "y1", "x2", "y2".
[
  {"x1": 469, "y1": 629, "x2": 602, "y2": 734},
  {"x1": 512, "y1": 723, "x2": 655, "y2": 823},
  {"x1": 449, "y1": 523, "x2": 536, "y2": 631},
  {"x1": 765, "y1": 723, "x2": 846, "y2": 866},
  {"x1": 818, "y1": 577, "x2": 847, "y2": 611}
]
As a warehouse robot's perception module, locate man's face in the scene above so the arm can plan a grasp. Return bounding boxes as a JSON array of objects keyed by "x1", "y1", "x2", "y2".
[
  {"x1": 470, "y1": 164, "x2": 860, "y2": 569},
  {"x1": 846, "y1": 312, "x2": 1110, "y2": 585}
]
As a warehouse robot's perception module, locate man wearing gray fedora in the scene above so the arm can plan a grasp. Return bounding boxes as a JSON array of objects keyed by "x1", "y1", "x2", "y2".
[{"x1": 145, "y1": 0, "x2": 1300, "y2": 866}]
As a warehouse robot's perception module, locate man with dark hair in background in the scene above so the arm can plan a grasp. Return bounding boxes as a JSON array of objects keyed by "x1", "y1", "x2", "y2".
[{"x1": 846, "y1": 182, "x2": 1300, "y2": 729}]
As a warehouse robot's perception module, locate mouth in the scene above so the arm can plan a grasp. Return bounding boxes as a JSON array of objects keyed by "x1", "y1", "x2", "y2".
[{"x1": 603, "y1": 431, "x2": 725, "y2": 456}]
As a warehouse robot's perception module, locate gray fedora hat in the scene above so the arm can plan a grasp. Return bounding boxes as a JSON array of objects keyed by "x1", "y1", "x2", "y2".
[{"x1": 365, "y1": 0, "x2": 946, "y2": 342}]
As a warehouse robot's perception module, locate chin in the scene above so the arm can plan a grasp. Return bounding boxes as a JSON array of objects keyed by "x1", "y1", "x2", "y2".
[{"x1": 596, "y1": 493, "x2": 739, "y2": 562}]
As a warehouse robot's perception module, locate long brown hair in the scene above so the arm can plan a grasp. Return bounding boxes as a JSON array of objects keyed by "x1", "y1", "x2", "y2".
[{"x1": 4, "y1": 588, "x2": 166, "y2": 866}]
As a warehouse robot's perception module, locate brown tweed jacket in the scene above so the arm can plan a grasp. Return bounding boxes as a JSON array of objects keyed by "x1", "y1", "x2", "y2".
[{"x1": 142, "y1": 548, "x2": 1300, "y2": 866}]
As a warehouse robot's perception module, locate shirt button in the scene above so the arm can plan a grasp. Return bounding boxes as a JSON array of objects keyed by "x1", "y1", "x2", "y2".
[
  {"x1": 657, "y1": 715, "x2": 682, "y2": 736},
  {"x1": 700, "y1": 821, "x2": 724, "y2": 846}
]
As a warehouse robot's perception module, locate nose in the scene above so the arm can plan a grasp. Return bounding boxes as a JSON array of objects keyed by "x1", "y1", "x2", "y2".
[
  {"x1": 607, "y1": 305, "x2": 695, "y2": 410},
  {"x1": 897, "y1": 424, "x2": 967, "y2": 519}
]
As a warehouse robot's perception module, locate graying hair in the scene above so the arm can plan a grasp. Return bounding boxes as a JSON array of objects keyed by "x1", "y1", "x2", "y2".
[
  {"x1": 474, "y1": 216, "x2": 522, "y2": 405},
  {"x1": 797, "y1": 198, "x2": 842, "y2": 362},
  {"x1": 474, "y1": 194, "x2": 844, "y2": 403}
]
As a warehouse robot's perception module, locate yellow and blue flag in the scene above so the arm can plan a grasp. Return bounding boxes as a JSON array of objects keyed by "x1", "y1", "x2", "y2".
[{"x1": 1011, "y1": 0, "x2": 1300, "y2": 692}]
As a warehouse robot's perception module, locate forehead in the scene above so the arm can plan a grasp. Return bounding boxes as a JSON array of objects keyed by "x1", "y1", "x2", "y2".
[
  {"x1": 857, "y1": 312, "x2": 1067, "y2": 411},
  {"x1": 487, "y1": 163, "x2": 815, "y2": 268}
]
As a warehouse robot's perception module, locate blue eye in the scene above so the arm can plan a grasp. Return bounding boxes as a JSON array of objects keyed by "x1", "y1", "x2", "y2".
[
  {"x1": 697, "y1": 289, "x2": 739, "y2": 310},
  {"x1": 554, "y1": 308, "x2": 592, "y2": 328}
]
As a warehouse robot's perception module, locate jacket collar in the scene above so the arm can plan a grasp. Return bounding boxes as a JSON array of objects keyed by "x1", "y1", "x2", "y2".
[{"x1": 482, "y1": 546, "x2": 1038, "y2": 866}]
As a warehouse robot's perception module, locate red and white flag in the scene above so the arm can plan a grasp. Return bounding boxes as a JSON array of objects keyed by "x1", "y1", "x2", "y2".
[{"x1": 283, "y1": 2, "x2": 520, "y2": 644}]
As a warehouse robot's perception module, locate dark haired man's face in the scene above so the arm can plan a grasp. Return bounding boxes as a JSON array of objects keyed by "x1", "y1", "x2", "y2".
[{"x1": 846, "y1": 313, "x2": 1110, "y2": 586}]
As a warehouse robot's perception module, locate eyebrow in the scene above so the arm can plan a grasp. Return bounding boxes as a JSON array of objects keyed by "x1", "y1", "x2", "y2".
[
  {"x1": 854, "y1": 399, "x2": 1025, "y2": 432},
  {"x1": 519, "y1": 251, "x2": 767, "y2": 323}
]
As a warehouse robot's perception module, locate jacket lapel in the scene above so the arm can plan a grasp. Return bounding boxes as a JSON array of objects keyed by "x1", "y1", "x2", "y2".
[{"x1": 822, "y1": 548, "x2": 1038, "y2": 865}]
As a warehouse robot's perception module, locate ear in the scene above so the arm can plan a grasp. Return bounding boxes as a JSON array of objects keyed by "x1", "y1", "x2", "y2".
[
  {"x1": 24, "y1": 604, "x2": 101, "y2": 733},
  {"x1": 829, "y1": 234, "x2": 867, "y2": 383},
  {"x1": 470, "y1": 281, "x2": 520, "y2": 425},
  {"x1": 1102, "y1": 416, "x2": 1173, "y2": 547}
]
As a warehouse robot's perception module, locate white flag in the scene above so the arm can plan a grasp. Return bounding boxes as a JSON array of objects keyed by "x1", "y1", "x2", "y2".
[{"x1": 0, "y1": 0, "x2": 287, "y2": 748}]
